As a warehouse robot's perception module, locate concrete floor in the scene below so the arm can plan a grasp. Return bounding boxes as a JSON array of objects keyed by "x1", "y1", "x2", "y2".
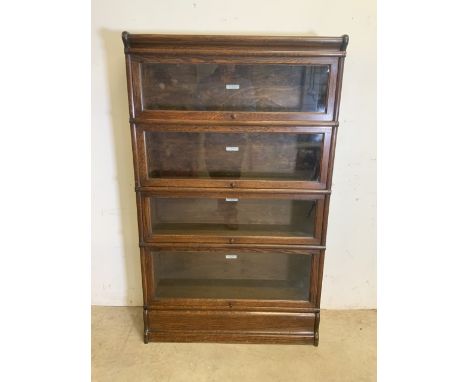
[{"x1": 92, "y1": 307, "x2": 376, "y2": 381}]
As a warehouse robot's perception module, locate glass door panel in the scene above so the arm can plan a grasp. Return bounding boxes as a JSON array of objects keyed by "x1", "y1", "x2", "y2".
[
  {"x1": 150, "y1": 250, "x2": 312, "y2": 301},
  {"x1": 149, "y1": 197, "x2": 318, "y2": 238},
  {"x1": 145, "y1": 131, "x2": 325, "y2": 183},
  {"x1": 141, "y1": 63, "x2": 330, "y2": 113}
]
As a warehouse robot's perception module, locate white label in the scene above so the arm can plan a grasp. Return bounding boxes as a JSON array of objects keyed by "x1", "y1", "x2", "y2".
[
  {"x1": 225, "y1": 146, "x2": 239, "y2": 152},
  {"x1": 225, "y1": 198, "x2": 239, "y2": 202},
  {"x1": 226, "y1": 84, "x2": 240, "y2": 90},
  {"x1": 225, "y1": 255, "x2": 238, "y2": 259}
]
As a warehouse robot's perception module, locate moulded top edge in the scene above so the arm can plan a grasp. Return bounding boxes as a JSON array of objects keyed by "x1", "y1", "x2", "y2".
[{"x1": 122, "y1": 32, "x2": 349, "y2": 52}]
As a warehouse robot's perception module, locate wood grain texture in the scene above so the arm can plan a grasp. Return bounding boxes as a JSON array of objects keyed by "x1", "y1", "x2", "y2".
[
  {"x1": 147, "y1": 331, "x2": 315, "y2": 345},
  {"x1": 148, "y1": 310, "x2": 316, "y2": 331},
  {"x1": 122, "y1": 33, "x2": 348, "y2": 345},
  {"x1": 146, "y1": 310, "x2": 316, "y2": 344},
  {"x1": 123, "y1": 32, "x2": 348, "y2": 50},
  {"x1": 133, "y1": 115, "x2": 339, "y2": 126}
]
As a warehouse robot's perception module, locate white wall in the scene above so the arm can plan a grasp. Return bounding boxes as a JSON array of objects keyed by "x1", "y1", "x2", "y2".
[{"x1": 91, "y1": 0, "x2": 376, "y2": 308}]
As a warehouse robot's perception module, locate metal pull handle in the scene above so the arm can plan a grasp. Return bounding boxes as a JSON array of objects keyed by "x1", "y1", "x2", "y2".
[
  {"x1": 225, "y1": 198, "x2": 239, "y2": 202},
  {"x1": 225, "y1": 146, "x2": 239, "y2": 152}
]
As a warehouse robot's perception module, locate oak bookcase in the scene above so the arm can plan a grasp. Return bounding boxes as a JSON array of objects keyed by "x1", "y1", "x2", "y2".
[{"x1": 122, "y1": 32, "x2": 348, "y2": 345}]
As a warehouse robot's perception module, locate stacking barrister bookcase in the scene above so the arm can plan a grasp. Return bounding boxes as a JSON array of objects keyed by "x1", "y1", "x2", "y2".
[{"x1": 122, "y1": 32, "x2": 348, "y2": 345}]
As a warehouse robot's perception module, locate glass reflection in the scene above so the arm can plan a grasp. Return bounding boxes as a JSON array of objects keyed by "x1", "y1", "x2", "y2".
[
  {"x1": 141, "y1": 63, "x2": 329, "y2": 112},
  {"x1": 150, "y1": 197, "x2": 317, "y2": 237},
  {"x1": 152, "y1": 251, "x2": 312, "y2": 300},
  {"x1": 146, "y1": 132, "x2": 323, "y2": 181}
]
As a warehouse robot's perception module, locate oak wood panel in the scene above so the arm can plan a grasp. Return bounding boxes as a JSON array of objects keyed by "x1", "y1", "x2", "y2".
[
  {"x1": 136, "y1": 186, "x2": 332, "y2": 195},
  {"x1": 123, "y1": 32, "x2": 347, "y2": 50},
  {"x1": 140, "y1": 247, "x2": 148, "y2": 307},
  {"x1": 124, "y1": 53, "x2": 136, "y2": 118},
  {"x1": 138, "y1": 242, "x2": 326, "y2": 251},
  {"x1": 148, "y1": 301, "x2": 319, "y2": 313},
  {"x1": 147, "y1": 331, "x2": 315, "y2": 345},
  {"x1": 147, "y1": 310, "x2": 316, "y2": 333},
  {"x1": 133, "y1": 114, "x2": 339, "y2": 126}
]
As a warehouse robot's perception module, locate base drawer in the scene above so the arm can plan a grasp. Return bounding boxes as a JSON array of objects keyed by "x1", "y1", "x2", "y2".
[{"x1": 148, "y1": 310, "x2": 316, "y2": 335}]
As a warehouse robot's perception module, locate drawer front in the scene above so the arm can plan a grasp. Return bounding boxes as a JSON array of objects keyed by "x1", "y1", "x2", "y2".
[
  {"x1": 147, "y1": 310, "x2": 316, "y2": 334},
  {"x1": 136, "y1": 125, "x2": 332, "y2": 190},
  {"x1": 144, "y1": 246, "x2": 321, "y2": 306},
  {"x1": 131, "y1": 58, "x2": 339, "y2": 121},
  {"x1": 141, "y1": 191, "x2": 325, "y2": 245}
]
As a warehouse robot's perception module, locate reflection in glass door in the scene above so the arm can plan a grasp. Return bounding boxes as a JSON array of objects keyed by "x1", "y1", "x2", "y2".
[
  {"x1": 141, "y1": 63, "x2": 330, "y2": 112},
  {"x1": 150, "y1": 250, "x2": 314, "y2": 301}
]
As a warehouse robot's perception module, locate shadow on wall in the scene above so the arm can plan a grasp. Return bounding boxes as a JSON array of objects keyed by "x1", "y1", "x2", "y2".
[{"x1": 100, "y1": 28, "x2": 142, "y2": 306}]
